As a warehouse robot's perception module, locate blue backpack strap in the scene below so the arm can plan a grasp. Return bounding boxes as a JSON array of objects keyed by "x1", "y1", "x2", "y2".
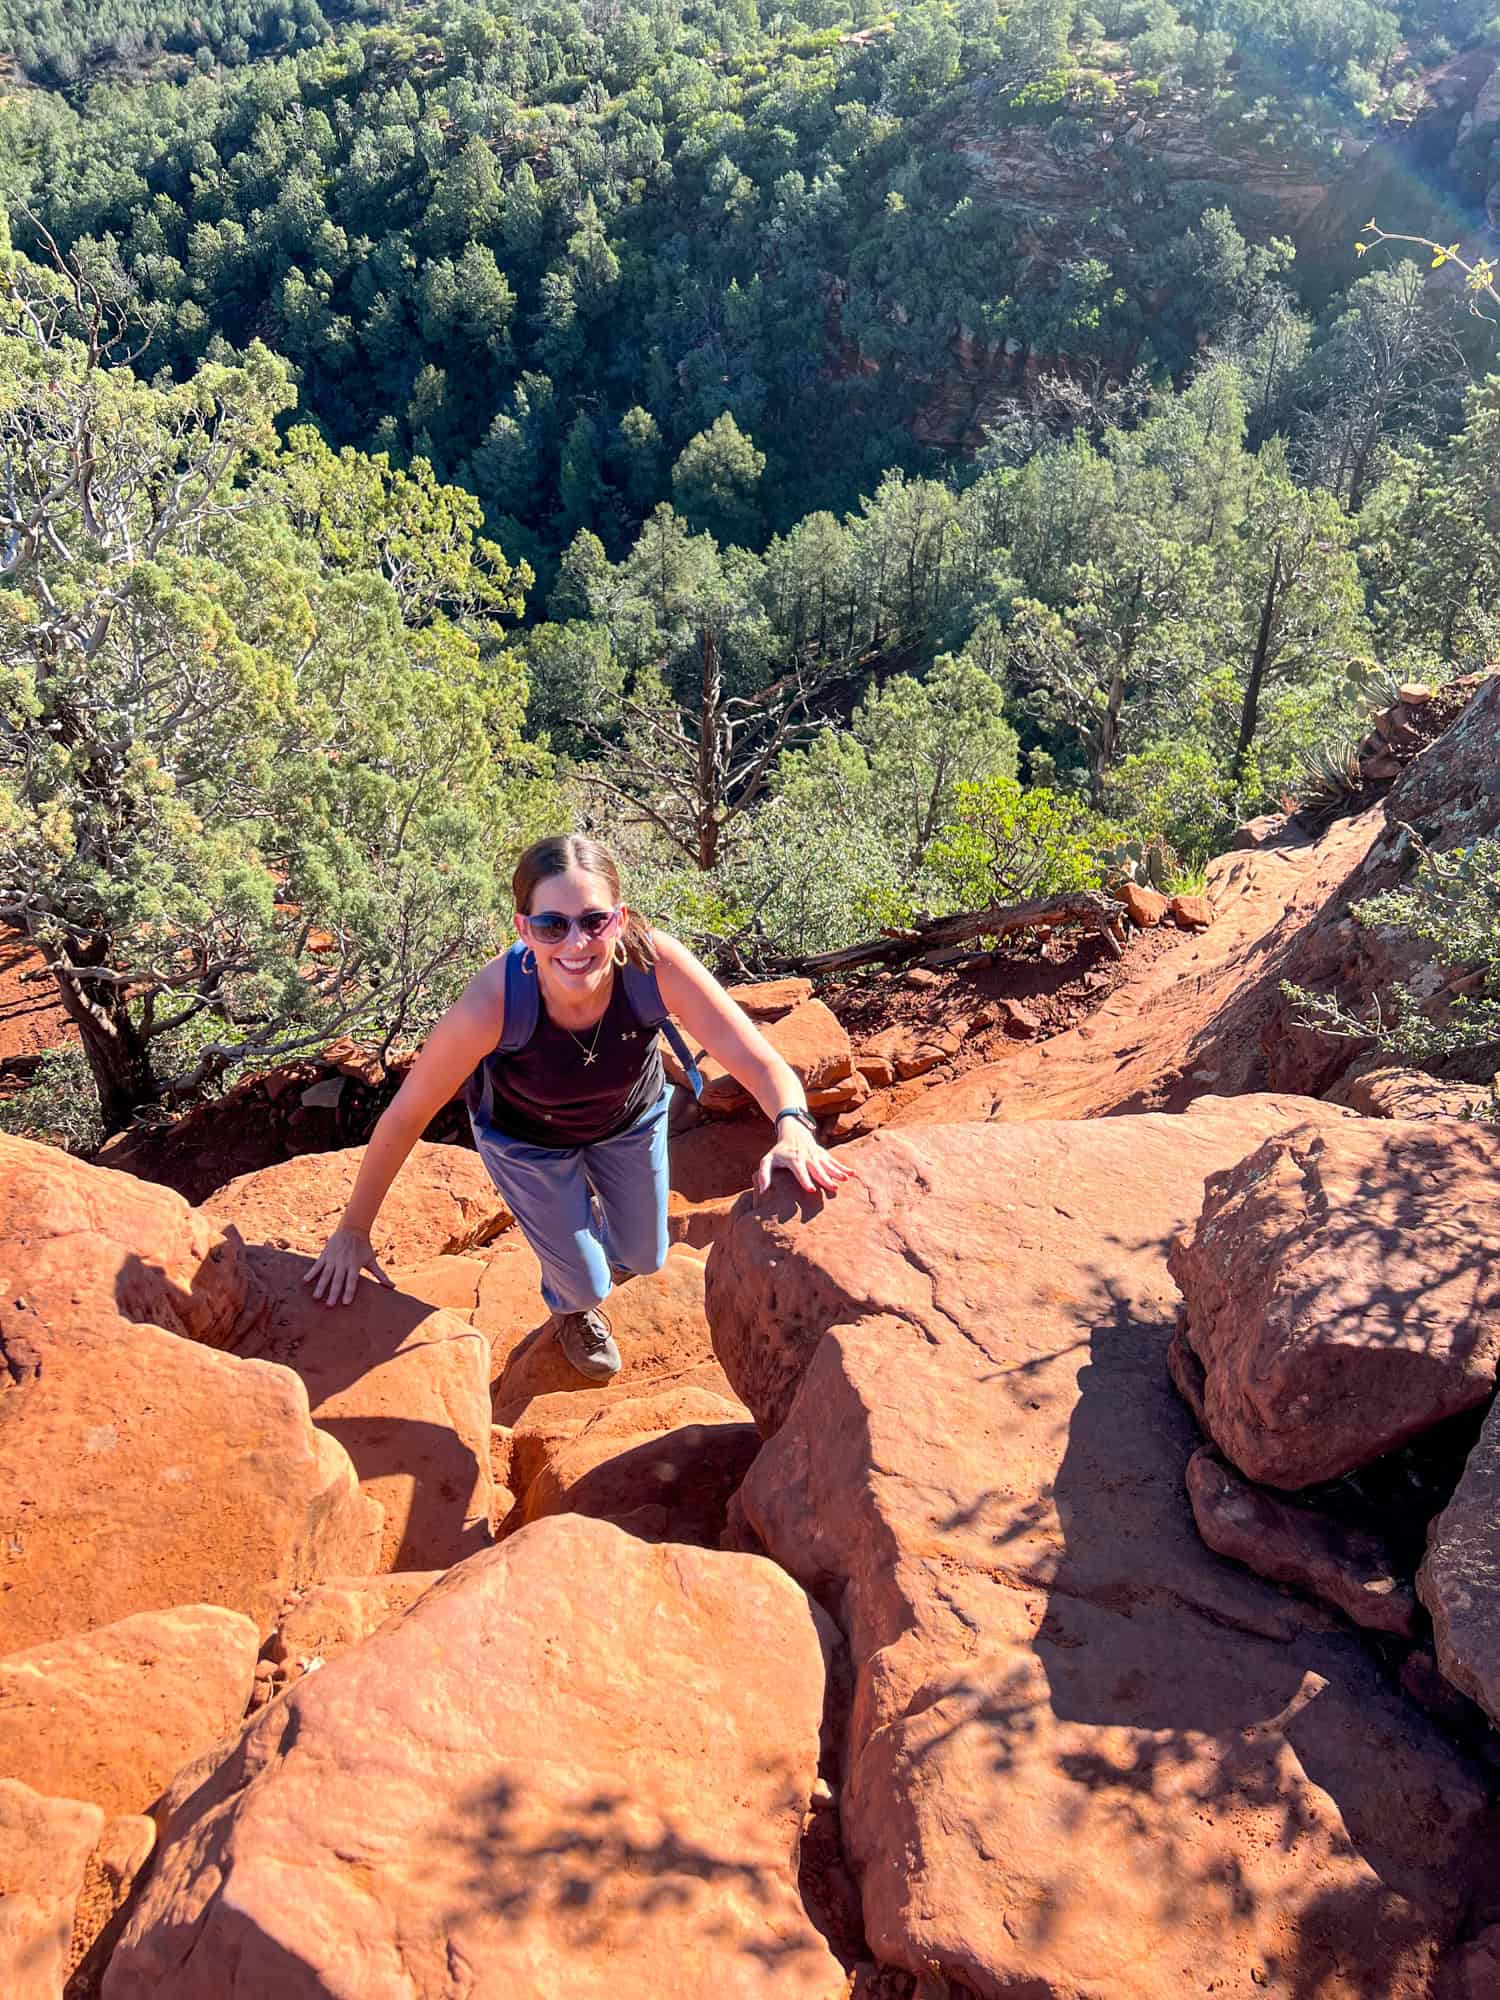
[
  {"x1": 498, "y1": 939, "x2": 540, "y2": 1054},
  {"x1": 623, "y1": 960, "x2": 703, "y2": 1100}
]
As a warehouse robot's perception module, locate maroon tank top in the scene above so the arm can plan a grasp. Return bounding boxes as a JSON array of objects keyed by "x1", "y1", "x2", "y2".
[{"x1": 466, "y1": 971, "x2": 664, "y2": 1149}]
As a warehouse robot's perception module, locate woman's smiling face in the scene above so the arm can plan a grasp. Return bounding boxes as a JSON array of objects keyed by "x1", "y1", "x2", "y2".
[{"x1": 517, "y1": 866, "x2": 622, "y2": 996}]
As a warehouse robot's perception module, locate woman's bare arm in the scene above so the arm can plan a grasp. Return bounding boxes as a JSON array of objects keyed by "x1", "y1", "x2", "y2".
[
  {"x1": 650, "y1": 930, "x2": 853, "y2": 1195},
  {"x1": 304, "y1": 959, "x2": 505, "y2": 1304}
]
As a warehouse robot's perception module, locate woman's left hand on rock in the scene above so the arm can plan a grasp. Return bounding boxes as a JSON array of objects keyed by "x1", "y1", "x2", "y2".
[{"x1": 754, "y1": 1120, "x2": 856, "y2": 1197}]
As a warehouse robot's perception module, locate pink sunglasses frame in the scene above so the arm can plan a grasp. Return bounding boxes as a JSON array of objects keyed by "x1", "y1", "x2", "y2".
[{"x1": 517, "y1": 905, "x2": 623, "y2": 945}]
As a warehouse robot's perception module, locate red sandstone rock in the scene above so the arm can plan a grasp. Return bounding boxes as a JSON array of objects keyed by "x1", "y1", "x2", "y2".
[
  {"x1": 201, "y1": 1139, "x2": 511, "y2": 1270},
  {"x1": 1169, "y1": 891, "x2": 1214, "y2": 929},
  {"x1": 105, "y1": 1517, "x2": 846, "y2": 2000},
  {"x1": 1385, "y1": 670, "x2": 1500, "y2": 849},
  {"x1": 1170, "y1": 1120, "x2": 1500, "y2": 1488},
  {"x1": 1, "y1": 1141, "x2": 377, "y2": 1649},
  {"x1": 238, "y1": 1246, "x2": 494, "y2": 1571},
  {"x1": 0, "y1": 1130, "x2": 250, "y2": 1350},
  {"x1": 687, "y1": 999, "x2": 853, "y2": 1114},
  {"x1": 0, "y1": 1778, "x2": 104, "y2": 2000},
  {"x1": 1325, "y1": 1055, "x2": 1492, "y2": 1122},
  {"x1": 860, "y1": 1024, "x2": 945, "y2": 1080},
  {"x1": 997, "y1": 996, "x2": 1041, "y2": 1036},
  {"x1": 1186, "y1": 1446, "x2": 1417, "y2": 1636},
  {"x1": 0, "y1": 1302, "x2": 380, "y2": 1651},
  {"x1": 806, "y1": 1069, "x2": 869, "y2": 1114},
  {"x1": 396, "y1": 1239, "x2": 733, "y2": 1419},
  {"x1": 269, "y1": 1572, "x2": 442, "y2": 1669},
  {"x1": 0, "y1": 1605, "x2": 259, "y2": 1817},
  {"x1": 855, "y1": 1053, "x2": 897, "y2": 1087},
  {"x1": 1418, "y1": 1396, "x2": 1500, "y2": 1728},
  {"x1": 1229, "y1": 813, "x2": 1290, "y2": 849},
  {"x1": 1121, "y1": 882, "x2": 1169, "y2": 927},
  {"x1": 510, "y1": 1382, "x2": 757, "y2": 1546},
  {"x1": 723, "y1": 976, "x2": 813, "y2": 1020},
  {"x1": 708, "y1": 1101, "x2": 1489, "y2": 1996},
  {"x1": 258, "y1": 1572, "x2": 443, "y2": 1708},
  {"x1": 1167, "y1": 1320, "x2": 1209, "y2": 1429},
  {"x1": 826, "y1": 1092, "x2": 893, "y2": 1144}
]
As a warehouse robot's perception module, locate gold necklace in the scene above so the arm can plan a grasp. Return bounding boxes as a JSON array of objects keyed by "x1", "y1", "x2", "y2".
[{"x1": 565, "y1": 1011, "x2": 607, "y2": 1068}]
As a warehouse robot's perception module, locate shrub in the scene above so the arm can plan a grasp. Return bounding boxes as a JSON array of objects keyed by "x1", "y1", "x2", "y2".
[
  {"x1": 924, "y1": 778, "x2": 1117, "y2": 908},
  {"x1": 1103, "y1": 738, "x2": 1240, "y2": 865}
]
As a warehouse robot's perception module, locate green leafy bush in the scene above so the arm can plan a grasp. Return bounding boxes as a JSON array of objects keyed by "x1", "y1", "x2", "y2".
[
  {"x1": 924, "y1": 778, "x2": 1118, "y2": 908},
  {"x1": 1103, "y1": 738, "x2": 1240, "y2": 865}
]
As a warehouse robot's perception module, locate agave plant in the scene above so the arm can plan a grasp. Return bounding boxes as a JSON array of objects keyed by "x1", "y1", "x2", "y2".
[{"x1": 1293, "y1": 738, "x2": 1365, "y2": 811}]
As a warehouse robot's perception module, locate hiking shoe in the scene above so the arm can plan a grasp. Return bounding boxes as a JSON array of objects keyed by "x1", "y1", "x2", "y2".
[{"x1": 554, "y1": 1308, "x2": 621, "y2": 1382}]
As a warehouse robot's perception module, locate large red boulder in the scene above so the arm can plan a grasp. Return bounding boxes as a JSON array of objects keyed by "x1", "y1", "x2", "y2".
[
  {"x1": 508, "y1": 1381, "x2": 758, "y2": 1546},
  {"x1": 0, "y1": 1605, "x2": 259, "y2": 1816},
  {"x1": 1418, "y1": 1395, "x2": 1500, "y2": 1727},
  {"x1": 0, "y1": 1142, "x2": 381, "y2": 1651},
  {"x1": 201, "y1": 1139, "x2": 511, "y2": 1270},
  {"x1": 105, "y1": 1517, "x2": 846, "y2": 2000},
  {"x1": 1169, "y1": 1120, "x2": 1500, "y2": 1488},
  {"x1": 0, "y1": 1779, "x2": 104, "y2": 1999},
  {"x1": 676, "y1": 998, "x2": 854, "y2": 1116},
  {"x1": 707, "y1": 1101, "x2": 1492, "y2": 1998},
  {"x1": 238, "y1": 1247, "x2": 495, "y2": 1571},
  {"x1": 0, "y1": 1130, "x2": 249, "y2": 1349}
]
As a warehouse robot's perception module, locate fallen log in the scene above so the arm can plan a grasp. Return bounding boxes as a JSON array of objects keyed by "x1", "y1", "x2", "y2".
[{"x1": 791, "y1": 891, "x2": 1127, "y2": 975}]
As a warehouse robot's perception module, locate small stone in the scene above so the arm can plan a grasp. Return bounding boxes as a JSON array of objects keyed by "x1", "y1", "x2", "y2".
[
  {"x1": 298, "y1": 1077, "x2": 346, "y2": 1111},
  {"x1": 1168, "y1": 893, "x2": 1213, "y2": 931},
  {"x1": 904, "y1": 966, "x2": 942, "y2": 989},
  {"x1": 1121, "y1": 883, "x2": 1169, "y2": 928},
  {"x1": 1397, "y1": 683, "x2": 1434, "y2": 705},
  {"x1": 998, "y1": 998, "x2": 1042, "y2": 1037}
]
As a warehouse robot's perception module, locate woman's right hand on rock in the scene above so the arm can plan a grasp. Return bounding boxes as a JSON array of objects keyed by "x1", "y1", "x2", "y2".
[{"x1": 302, "y1": 1226, "x2": 396, "y2": 1308}]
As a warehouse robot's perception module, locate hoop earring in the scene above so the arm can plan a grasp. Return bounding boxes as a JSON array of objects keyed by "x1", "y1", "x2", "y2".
[
  {"x1": 611, "y1": 937, "x2": 628, "y2": 969},
  {"x1": 521, "y1": 947, "x2": 537, "y2": 975}
]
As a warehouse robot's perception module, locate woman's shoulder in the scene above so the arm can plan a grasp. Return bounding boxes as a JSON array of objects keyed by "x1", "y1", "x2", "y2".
[
  {"x1": 645, "y1": 925, "x2": 686, "y2": 966},
  {"x1": 456, "y1": 952, "x2": 510, "y2": 1035}
]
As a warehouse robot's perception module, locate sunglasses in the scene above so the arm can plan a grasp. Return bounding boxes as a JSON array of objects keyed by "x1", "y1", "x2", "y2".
[{"x1": 521, "y1": 907, "x2": 621, "y2": 945}]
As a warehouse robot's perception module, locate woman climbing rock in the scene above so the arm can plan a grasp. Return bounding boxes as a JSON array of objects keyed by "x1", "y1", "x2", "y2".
[{"x1": 303, "y1": 833, "x2": 851, "y2": 1379}]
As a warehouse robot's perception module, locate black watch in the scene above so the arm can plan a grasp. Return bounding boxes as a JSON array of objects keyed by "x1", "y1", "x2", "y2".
[{"x1": 775, "y1": 1106, "x2": 817, "y2": 1136}]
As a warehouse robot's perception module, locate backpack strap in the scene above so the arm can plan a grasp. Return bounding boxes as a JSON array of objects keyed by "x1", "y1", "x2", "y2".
[
  {"x1": 623, "y1": 960, "x2": 704, "y2": 1100},
  {"x1": 497, "y1": 939, "x2": 540, "y2": 1054}
]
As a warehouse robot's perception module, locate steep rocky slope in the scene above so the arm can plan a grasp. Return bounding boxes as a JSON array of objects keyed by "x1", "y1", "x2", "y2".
[{"x1": 2, "y1": 676, "x2": 1497, "y2": 1995}]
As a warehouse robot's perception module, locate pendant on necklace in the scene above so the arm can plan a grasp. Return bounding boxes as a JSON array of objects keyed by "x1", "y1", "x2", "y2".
[{"x1": 583, "y1": 1051, "x2": 596, "y2": 1065}]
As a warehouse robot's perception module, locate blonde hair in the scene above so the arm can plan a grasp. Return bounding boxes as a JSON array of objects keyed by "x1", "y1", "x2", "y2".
[{"x1": 511, "y1": 834, "x2": 657, "y2": 969}]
